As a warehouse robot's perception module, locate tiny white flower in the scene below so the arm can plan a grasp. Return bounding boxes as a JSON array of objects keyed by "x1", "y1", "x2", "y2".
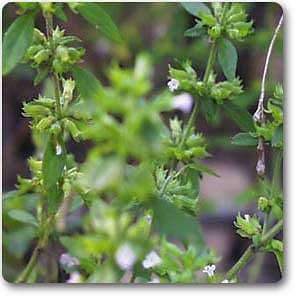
[
  {"x1": 172, "y1": 93, "x2": 193, "y2": 113},
  {"x1": 148, "y1": 277, "x2": 160, "y2": 283},
  {"x1": 66, "y1": 271, "x2": 81, "y2": 283},
  {"x1": 244, "y1": 214, "x2": 250, "y2": 222},
  {"x1": 202, "y1": 264, "x2": 216, "y2": 277},
  {"x1": 115, "y1": 244, "x2": 137, "y2": 271},
  {"x1": 56, "y1": 144, "x2": 62, "y2": 155},
  {"x1": 256, "y1": 159, "x2": 265, "y2": 175},
  {"x1": 142, "y1": 251, "x2": 162, "y2": 269},
  {"x1": 59, "y1": 253, "x2": 80, "y2": 268},
  {"x1": 167, "y1": 78, "x2": 179, "y2": 92},
  {"x1": 221, "y1": 279, "x2": 229, "y2": 283},
  {"x1": 145, "y1": 215, "x2": 152, "y2": 224},
  {"x1": 221, "y1": 278, "x2": 234, "y2": 284}
]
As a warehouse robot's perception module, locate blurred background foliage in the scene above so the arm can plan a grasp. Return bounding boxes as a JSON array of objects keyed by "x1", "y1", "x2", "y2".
[{"x1": 3, "y1": 2, "x2": 283, "y2": 283}]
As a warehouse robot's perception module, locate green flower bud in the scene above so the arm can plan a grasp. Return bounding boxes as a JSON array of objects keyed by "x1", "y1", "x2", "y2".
[
  {"x1": 35, "y1": 116, "x2": 55, "y2": 131},
  {"x1": 50, "y1": 122, "x2": 62, "y2": 136},
  {"x1": 234, "y1": 213, "x2": 262, "y2": 239},
  {"x1": 227, "y1": 12, "x2": 247, "y2": 24},
  {"x1": 63, "y1": 119, "x2": 81, "y2": 142},
  {"x1": 28, "y1": 157, "x2": 42, "y2": 174},
  {"x1": 33, "y1": 49, "x2": 51, "y2": 65},
  {"x1": 23, "y1": 103, "x2": 51, "y2": 118},
  {"x1": 257, "y1": 196, "x2": 271, "y2": 213},
  {"x1": 25, "y1": 45, "x2": 44, "y2": 60},
  {"x1": 196, "y1": 81, "x2": 206, "y2": 95},
  {"x1": 62, "y1": 79, "x2": 76, "y2": 103},
  {"x1": 208, "y1": 24, "x2": 221, "y2": 39},
  {"x1": 52, "y1": 26, "x2": 65, "y2": 42},
  {"x1": 68, "y1": 47, "x2": 85, "y2": 63},
  {"x1": 40, "y1": 2, "x2": 54, "y2": 14},
  {"x1": 33, "y1": 28, "x2": 47, "y2": 44},
  {"x1": 56, "y1": 46, "x2": 69, "y2": 63},
  {"x1": 199, "y1": 12, "x2": 217, "y2": 27},
  {"x1": 52, "y1": 58, "x2": 65, "y2": 74},
  {"x1": 227, "y1": 28, "x2": 241, "y2": 40}
]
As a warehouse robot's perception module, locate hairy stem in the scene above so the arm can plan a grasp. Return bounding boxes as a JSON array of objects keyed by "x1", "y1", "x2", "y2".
[{"x1": 223, "y1": 219, "x2": 283, "y2": 281}]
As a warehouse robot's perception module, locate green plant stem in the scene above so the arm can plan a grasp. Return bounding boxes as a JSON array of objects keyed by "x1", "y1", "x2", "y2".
[
  {"x1": 223, "y1": 219, "x2": 283, "y2": 281},
  {"x1": 15, "y1": 244, "x2": 40, "y2": 283},
  {"x1": 248, "y1": 212, "x2": 269, "y2": 282}
]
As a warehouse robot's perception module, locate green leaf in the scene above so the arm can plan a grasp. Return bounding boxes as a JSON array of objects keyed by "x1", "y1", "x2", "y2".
[
  {"x1": 152, "y1": 198, "x2": 203, "y2": 245},
  {"x1": 181, "y1": 2, "x2": 211, "y2": 17},
  {"x1": 188, "y1": 162, "x2": 220, "y2": 177},
  {"x1": 42, "y1": 138, "x2": 66, "y2": 190},
  {"x1": 232, "y1": 132, "x2": 258, "y2": 146},
  {"x1": 223, "y1": 102, "x2": 255, "y2": 131},
  {"x1": 8, "y1": 209, "x2": 38, "y2": 227},
  {"x1": 34, "y1": 66, "x2": 49, "y2": 86},
  {"x1": 184, "y1": 22, "x2": 205, "y2": 38},
  {"x1": 272, "y1": 125, "x2": 283, "y2": 147},
  {"x1": 3, "y1": 14, "x2": 35, "y2": 75},
  {"x1": 218, "y1": 38, "x2": 238, "y2": 81},
  {"x1": 54, "y1": 4, "x2": 68, "y2": 22},
  {"x1": 76, "y1": 3, "x2": 122, "y2": 43},
  {"x1": 72, "y1": 66, "x2": 103, "y2": 103},
  {"x1": 273, "y1": 250, "x2": 283, "y2": 274}
]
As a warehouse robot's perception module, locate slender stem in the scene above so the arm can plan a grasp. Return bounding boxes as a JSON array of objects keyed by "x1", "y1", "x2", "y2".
[
  {"x1": 223, "y1": 219, "x2": 283, "y2": 281},
  {"x1": 15, "y1": 245, "x2": 40, "y2": 283}
]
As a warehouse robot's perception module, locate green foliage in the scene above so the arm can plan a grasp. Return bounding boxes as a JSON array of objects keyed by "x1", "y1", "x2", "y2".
[
  {"x1": 75, "y1": 3, "x2": 123, "y2": 43},
  {"x1": 3, "y1": 14, "x2": 35, "y2": 75},
  {"x1": 217, "y1": 38, "x2": 238, "y2": 80},
  {"x1": 3, "y1": 2, "x2": 283, "y2": 284}
]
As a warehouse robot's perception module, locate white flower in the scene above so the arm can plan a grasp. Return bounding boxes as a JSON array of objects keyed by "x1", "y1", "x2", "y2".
[
  {"x1": 148, "y1": 277, "x2": 160, "y2": 283},
  {"x1": 66, "y1": 271, "x2": 81, "y2": 283},
  {"x1": 202, "y1": 264, "x2": 216, "y2": 277},
  {"x1": 56, "y1": 144, "x2": 62, "y2": 155},
  {"x1": 115, "y1": 244, "x2": 137, "y2": 271},
  {"x1": 221, "y1": 278, "x2": 235, "y2": 284},
  {"x1": 167, "y1": 78, "x2": 179, "y2": 92},
  {"x1": 142, "y1": 251, "x2": 162, "y2": 269},
  {"x1": 59, "y1": 253, "x2": 80, "y2": 268},
  {"x1": 244, "y1": 214, "x2": 250, "y2": 222},
  {"x1": 145, "y1": 215, "x2": 152, "y2": 224},
  {"x1": 172, "y1": 93, "x2": 193, "y2": 113},
  {"x1": 256, "y1": 159, "x2": 265, "y2": 175},
  {"x1": 221, "y1": 279, "x2": 229, "y2": 283}
]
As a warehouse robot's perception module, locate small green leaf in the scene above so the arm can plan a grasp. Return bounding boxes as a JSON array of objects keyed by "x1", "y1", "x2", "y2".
[
  {"x1": 76, "y1": 3, "x2": 122, "y2": 43},
  {"x1": 34, "y1": 66, "x2": 49, "y2": 86},
  {"x1": 152, "y1": 197, "x2": 203, "y2": 245},
  {"x1": 223, "y1": 103, "x2": 255, "y2": 132},
  {"x1": 188, "y1": 162, "x2": 220, "y2": 177},
  {"x1": 218, "y1": 38, "x2": 238, "y2": 81},
  {"x1": 72, "y1": 66, "x2": 103, "y2": 103},
  {"x1": 232, "y1": 132, "x2": 258, "y2": 146},
  {"x1": 8, "y1": 209, "x2": 38, "y2": 227},
  {"x1": 42, "y1": 138, "x2": 66, "y2": 190},
  {"x1": 54, "y1": 4, "x2": 68, "y2": 22},
  {"x1": 273, "y1": 250, "x2": 283, "y2": 274},
  {"x1": 181, "y1": 2, "x2": 211, "y2": 17},
  {"x1": 3, "y1": 14, "x2": 35, "y2": 75},
  {"x1": 272, "y1": 125, "x2": 283, "y2": 147},
  {"x1": 184, "y1": 22, "x2": 205, "y2": 38}
]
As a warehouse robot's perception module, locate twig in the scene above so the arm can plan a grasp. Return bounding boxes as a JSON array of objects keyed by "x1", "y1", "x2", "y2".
[{"x1": 253, "y1": 14, "x2": 283, "y2": 176}]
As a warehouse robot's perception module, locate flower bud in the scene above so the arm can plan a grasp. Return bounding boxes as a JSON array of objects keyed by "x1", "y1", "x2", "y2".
[
  {"x1": 63, "y1": 119, "x2": 81, "y2": 142},
  {"x1": 56, "y1": 46, "x2": 69, "y2": 63},
  {"x1": 62, "y1": 79, "x2": 76, "y2": 103},
  {"x1": 26, "y1": 45, "x2": 44, "y2": 60},
  {"x1": 50, "y1": 122, "x2": 62, "y2": 136},
  {"x1": 35, "y1": 116, "x2": 55, "y2": 131},
  {"x1": 52, "y1": 58, "x2": 64, "y2": 74},
  {"x1": 23, "y1": 103, "x2": 51, "y2": 117},
  {"x1": 33, "y1": 28, "x2": 47, "y2": 44},
  {"x1": 257, "y1": 196, "x2": 271, "y2": 213},
  {"x1": 209, "y1": 24, "x2": 221, "y2": 39},
  {"x1": 33, "y1": 49, "x2": 51, "y2": 65}
]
